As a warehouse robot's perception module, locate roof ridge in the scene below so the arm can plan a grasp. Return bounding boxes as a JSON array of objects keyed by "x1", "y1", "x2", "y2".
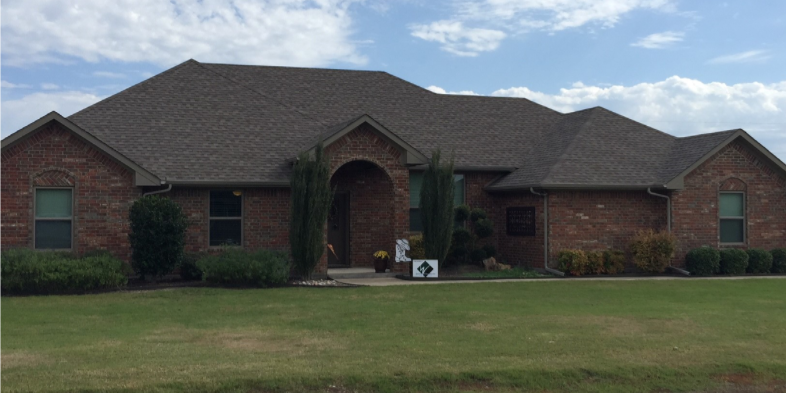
[
  {"x1": 593, "y1": 106, "x2": 676, "y2": 139},
  {"x1": 69, "y1": 59, "x2": 199, "y2": 121},
  {"x1": 194, "y1": 61, "x2": 331, "y2": 129},
  {"x1": 676, "y1": 129, "x2": 741, "y2": 139},
  {"x1": 540, "y1": 107, "x2": 598, "y2": 183},
  {"x1": 199, "y1": 61, "x2": 386, "y2": 74}
]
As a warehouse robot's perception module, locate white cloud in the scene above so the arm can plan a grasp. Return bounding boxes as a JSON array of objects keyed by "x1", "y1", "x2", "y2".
[
  {"x1": 708, "y1": 50, "x2": 771, "y2": 64},
  {"x1": 410, "y1": 21, "x2": 506, "y2": 56},
  {"x1": 491, "y1": 77, "x2": 786, "y2": 159},
  {"x1": 1, "y1": 80, "x2": 31, "y2": 89},
  {"x1": 93, "y1": 71, "x2": 127, "y2": 79},
  {"x1": 1, "y1": 91, "x2": 104, "y2": 136},
  {"x1": 40, "y1": 83, "x2": 59, "y2": 90},
  {"x1": 631, "y1": 31, "x2": 684, "y2": 49},
  {"x1": 1, "y1": 0, "x2": 367, "y2": 67},
  {"x1": 426, "y1": 85, "x2": 478, "y2": 95}
]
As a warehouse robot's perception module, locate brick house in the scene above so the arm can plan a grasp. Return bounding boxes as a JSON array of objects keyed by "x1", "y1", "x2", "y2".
[{"x1": 2, "y1": 59, "x2": 785, "y2": 276}]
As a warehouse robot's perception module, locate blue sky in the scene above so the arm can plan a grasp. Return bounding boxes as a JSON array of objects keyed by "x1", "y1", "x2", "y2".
[{"x1": 2, "y1": 0, "x2": 785, "y2": 159}]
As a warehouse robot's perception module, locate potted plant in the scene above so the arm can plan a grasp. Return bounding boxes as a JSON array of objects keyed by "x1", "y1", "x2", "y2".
[{"x1": 373, "y1": 251, "x2": 390, "y2": 273}]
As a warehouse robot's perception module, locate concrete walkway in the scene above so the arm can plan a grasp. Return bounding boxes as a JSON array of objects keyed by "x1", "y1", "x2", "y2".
[{"x1": 333, "y1": 274, "x2": 786, "y2": 287}]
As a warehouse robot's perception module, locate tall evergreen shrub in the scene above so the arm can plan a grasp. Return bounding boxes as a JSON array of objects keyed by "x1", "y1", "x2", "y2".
[
  {"x1": 290, "y1": 143, "x2": 333, "y2": 279},
  {"x1": 419, "y1": 150, "x2": 455, "y2": 267},
  {"x1": 129, "y1": 195, "x2": 188, "y2": 280}
]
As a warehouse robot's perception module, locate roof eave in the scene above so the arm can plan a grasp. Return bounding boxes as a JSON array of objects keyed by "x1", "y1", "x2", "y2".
[{"x1": 484, "y1": 183, "x2": 668, "y2": 192}]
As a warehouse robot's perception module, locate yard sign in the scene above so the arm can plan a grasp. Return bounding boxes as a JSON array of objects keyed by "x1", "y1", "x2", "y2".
[{"x1": 412, "y1": 260, "x2": 438, "y2": 278}]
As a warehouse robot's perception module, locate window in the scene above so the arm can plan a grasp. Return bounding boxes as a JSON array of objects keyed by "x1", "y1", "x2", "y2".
[
  {"x1": 209, "y1": 190, "x2": 242, "y2": 246},
  {"x1": 409, "y1": 173, "x2": 465, "y2": 232},
  {"x1": 34, "y1": 188, "x2": 73, "y2": 249},
  {"x1": 719, "y1": 192, "x2": 745, "y2": 243},
  {"x1": 506, "y1": 207, "x2": 536, "y2": 236}
]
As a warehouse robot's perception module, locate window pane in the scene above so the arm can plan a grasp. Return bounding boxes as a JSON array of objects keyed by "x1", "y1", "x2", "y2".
[
  {"x1": 210, "y1": 219, "x2": 242, "y2": 246},
  {"x1": 409, "y1": 208, "x2": 423, "y2": 232},
  {"x1": 35, "y1": 189, "x2": 72, "y2": 218},
  {"x1": 35, "y1": 220, "x2": 72, "y2": 249},
  {"x1": 210, "y1": 191, "x2": 242, "y2": 217},
  {"x1": 719, "y1": 193, "x2": 743, "y2": 217},
  {"x1": 453, "y1": 174, "x2": 465, "y2": 206},
  {"x1": 409, "y1": 172, "x2": 423, "y2": 208},
  {"x1": 720, "y1": 219, "x2": 744, "y2": 243}
]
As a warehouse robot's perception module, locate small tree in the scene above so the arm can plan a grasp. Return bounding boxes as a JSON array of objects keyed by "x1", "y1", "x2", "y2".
[
  {"x1": 419, "y1": 149, "x2": 455, "y2": 267},
  {"x1": 450, "y1": 204, "x2": 495, "y2": 265},
  {"x1": 290, "y1": 142, "x2": 333, "y2": 279},
  {"x1": 128, "y1": 195, "x2": 188, "y2": 280}
]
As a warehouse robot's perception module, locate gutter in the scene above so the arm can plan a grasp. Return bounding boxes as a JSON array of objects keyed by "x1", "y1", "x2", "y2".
[
  {"x1": 530, "y1": 188, "x2": 564, "y2": 277},
  {"x1": 143, "y1": 183, "x2": 173, "y2": 196},
  {"x1": 647, "y1": 188, "x2": 690, "y2": 276}
]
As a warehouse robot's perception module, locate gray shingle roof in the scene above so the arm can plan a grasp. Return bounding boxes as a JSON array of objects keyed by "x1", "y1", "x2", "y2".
[{"x1": 62, "y1": 59, "x2": 745, "y2": 188}]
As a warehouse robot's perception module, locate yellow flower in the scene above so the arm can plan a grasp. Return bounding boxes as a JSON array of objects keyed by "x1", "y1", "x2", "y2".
[{"x1": 373, "y1": 250, "x2": 389, "y2": 259}]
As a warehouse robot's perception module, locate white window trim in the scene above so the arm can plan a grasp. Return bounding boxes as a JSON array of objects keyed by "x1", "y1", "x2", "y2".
[
  {"x1": 719, "y1": 191, "x2": 746, "y2": 245},
  {"x1": 33, "y1": 187, "x2": 74, "y2": 251}
]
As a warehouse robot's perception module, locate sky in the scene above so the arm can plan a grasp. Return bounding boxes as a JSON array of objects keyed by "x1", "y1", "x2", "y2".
[{"x1": 2, "y1": 0, "x2": 785, "y2": 160}]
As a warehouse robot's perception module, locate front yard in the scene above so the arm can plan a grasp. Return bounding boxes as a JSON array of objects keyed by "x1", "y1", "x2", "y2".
[{"x1": 2, "y1": 280, "x2": 785, "y2": 392}]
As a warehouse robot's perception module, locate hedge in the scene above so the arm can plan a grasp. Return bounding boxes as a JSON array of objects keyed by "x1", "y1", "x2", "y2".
[
  {"x1": 745, "y1": 249, "x2": 773, "y2": 274},
  {"x1": 771, "y1": 248, "x2": 786, "y2": 274},
  {"x1": 1, "y1": 248, "x2": 129, "y2": 295},
  {"x1": 558, "y1": 250, "x2": 588, "y2": 276},
  {"x1": 685, "y1": 247, "x2": 720, "y2": 276},
  {"x1": 603, "y1": 250, "x2": 626, "y2": 275},
  {"x1": 719, "y1": 249, "x2": 748, "y2": 275},
  {"x1": 197, "y1": 248, "x2": 289, "y2": 287},
  {"x1": 630, "y1": 230, "x2": 676, "y2": 274}
]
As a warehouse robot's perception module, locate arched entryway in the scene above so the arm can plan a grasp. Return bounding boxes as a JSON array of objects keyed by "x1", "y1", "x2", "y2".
[{"x1": 328, "y1": 160, "x2": 396, "y2": 268}]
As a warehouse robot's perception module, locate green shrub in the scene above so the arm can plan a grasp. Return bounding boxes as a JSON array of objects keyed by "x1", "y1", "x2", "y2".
[
  {"x1": 474, "y1": 219, "x2": 494, "y2": 238},
  {"x1": 452, "y1": 228, "x2": 472, "y2": 245},
  {"x1": 179, "y1": 252, "x2": 204, "y2": 281},
  {"x1": 197, "y1": 248, "x2": 289, "y2": 287},
  {"x1": 746, "y1": 249, "x2": 773, "y2": 274},
  {"x1": 719, "y1": 249, "x2": 748, "y2": 275},
  {"x1": 454, "y1": 205, "x2": 471, "y2": 222},
  {"x1": 129, "y1": 195, "x2": 188, "y2": 280},
  {"x1": 603, "y1": 250, "x2": 626, "y2": 274},
  {"x1": 470, "y1": 249, "x2": 487, "y2": 263},
  {"x1": 81, "y1": 249, "x2": 113, "y2": 259},
  {"x1": 420, "y1": 150, "x2": 456, "y2": 267},
  {"x1": 470, "y1": 208, "x2": 487, "y2": 222},
  {"x1": 685, "y1": 247, "x2": 720, "y2": 276},
  {"x1": 630, "y1": 230, "x2": 676, "y2": 274},
  {"x1": 558, "y1": 250, "x2": 588, "y2": 276},
  {"x1": 1, "y1": 248, "x2": 128, "y2": 295},
  {"x1": 408, "y1": 234, "x2": 425, "y2": 259},
  {"x1": 585, "y1": 251, "x2": 605, "y2": 275},
  {"x1": 771, "y1": 248, "x2": 786, "y2": 274},
  {"x1": 481, "y1": 244, "x2": 497, "y2": 258}
]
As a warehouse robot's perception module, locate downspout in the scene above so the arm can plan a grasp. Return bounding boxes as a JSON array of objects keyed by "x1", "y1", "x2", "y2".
[
  {"x1": 647, "y1": 187, "x2": 689, "y2": 276},
  {"x1": 530, "y1": 188, "x2": 564, "y2": 276},
  {"x1": 143, "y1": 183, "x2": 172, "y2": 197}
]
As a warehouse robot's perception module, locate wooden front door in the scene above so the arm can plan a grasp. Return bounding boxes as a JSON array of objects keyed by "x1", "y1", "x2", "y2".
[{"x1": 327, "y1": 193, "x2": 350, "y2": 267}]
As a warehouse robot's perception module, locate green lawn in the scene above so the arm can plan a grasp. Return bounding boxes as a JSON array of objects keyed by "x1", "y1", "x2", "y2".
[{"x1": 2, "y1": 280, "x2": 785, "y2": 393}]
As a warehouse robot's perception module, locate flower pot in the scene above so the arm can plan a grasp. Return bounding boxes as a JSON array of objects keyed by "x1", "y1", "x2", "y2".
[{"x1": 374, "y1": 257, "x2": 388, "y2": 273}]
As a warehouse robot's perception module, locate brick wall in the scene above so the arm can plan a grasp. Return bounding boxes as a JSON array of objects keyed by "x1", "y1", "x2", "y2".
[
  {"x1": 492, "y1": 192, "x2": 546, "y2": 268},
  {"x1": 672, "y1": 140, "x2": 786, "y2": 262},
  {"x1": 1, "y1": 122, "x2": 140, "y2": 260}
]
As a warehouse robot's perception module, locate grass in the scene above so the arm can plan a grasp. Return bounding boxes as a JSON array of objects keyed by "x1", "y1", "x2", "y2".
[
  {"x1": 460, "y1": 266, "x2": 547, "y2": 279},
  {"x1": 2, "y1": 280, "x2": 786, "y2": 392}
]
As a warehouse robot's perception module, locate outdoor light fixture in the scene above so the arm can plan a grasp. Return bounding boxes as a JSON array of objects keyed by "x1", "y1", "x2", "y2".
[{"x1": 233, "y1": 190, "x2": 242, "y2": 196}]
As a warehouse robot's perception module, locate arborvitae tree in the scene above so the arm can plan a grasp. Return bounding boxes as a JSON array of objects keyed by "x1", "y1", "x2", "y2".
[
  {"x1": 419, "y1": 149, "x2": 455, "y2": 267},
  {"x1": 129, "y1": 195, "x2": 188, "y2": 280},
  {"x1": 290, "y1": 142, "x2": 333, "y2": 279}
]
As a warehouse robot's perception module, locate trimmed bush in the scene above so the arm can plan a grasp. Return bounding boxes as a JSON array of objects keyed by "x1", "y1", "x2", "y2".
[
  {"x1": 1, "y1": 248, "x2": 128, "y2": 295},
  {"x1": 129, "y1": 195, "x2": 189, "y2": 280},
  {"x1": 481, "y1": 244, "x2": 497, "y2": 259},
  {"x1": 585, "y1": 251, "x2": 605, "y2": 275},
  {"x1": 630, "y1": 230, "x2": 676, "y2": 274},
  {"x1": 474, "y1": 218, "x2": 494, "y2": 238},
  {"x1": 179, "y1": 253, "x2": 205, "y2": 281},
  {"x1": 197, "y1": 248, "x2": 289, "y2": 287},
  {"x1": 469, "y1": 208, "x2": 487, "y2": 222},
  {"x1": 558, "y1": 250, "x2": 588, "y2": 276},
  {"x1": 454, "y1": 205, "x2": 470, "y2": 223},
  {"x1": 470, "y1": 248, "x2": 487, "y2": 263},
  {"x1": 603, "y1": 250, "x2": 626, "y2": 275},
  {"x1": 719, "y1": 249, "x2": 748, "y2": 275},
  {"x1": 746, "y1": 249, "x2": 773, "y2": 274},
  {"x1": 685, "y1": 247, "x2": 721, "y2": 276},
  {"x1": 420, "y1": 149, "x2": 455, "y2": 267},
  {"x1": 408, "y1": 234, "x2": 425, "y2": 259},
  {"x1": 771, "y1": 248, "x2": 786, "y2": 274}
]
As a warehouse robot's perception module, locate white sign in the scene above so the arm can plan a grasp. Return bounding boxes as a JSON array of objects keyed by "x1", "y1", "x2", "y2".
[
  {"x1": 395, "y1": 239, "x2": 411, "y2": 263},
  {"x1": 412, "y1": 259, "x2": 438, "y2": 278}
]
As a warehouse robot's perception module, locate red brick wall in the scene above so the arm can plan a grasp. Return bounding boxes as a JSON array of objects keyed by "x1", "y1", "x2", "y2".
[
  {"x1": 672, "y1": 140, "x2": 786, "y2": 262},
  {"x1": 326, "y1": 123, "x2": 410, "y2": 273},
  {"x1": 331, "y1": 161, "x2": 395, "y2": 268},
  {"x1": 547, "y1": 190, "x2": 667, "y2": 268},
  {"x1": 492, "y1": 192, "x2": 546, "y2": 268},
  {"x1": 1, "y1": 122, "x2": 140, "y2": 260}
]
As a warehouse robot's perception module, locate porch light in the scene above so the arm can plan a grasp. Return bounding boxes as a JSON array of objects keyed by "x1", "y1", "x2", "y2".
[{"x1": 233, "y1": 190, "x2": 242, "y2": 196}]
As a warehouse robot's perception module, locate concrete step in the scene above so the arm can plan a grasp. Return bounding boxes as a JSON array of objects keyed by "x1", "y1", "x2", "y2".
[{"x1": 328, "y1": 268, "x2": 399, "y2": 279}]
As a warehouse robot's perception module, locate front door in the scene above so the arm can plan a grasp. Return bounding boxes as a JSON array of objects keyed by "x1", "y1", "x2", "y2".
[{"x1": 327, "y1": 193, "x2": 349, "y2": 267}]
